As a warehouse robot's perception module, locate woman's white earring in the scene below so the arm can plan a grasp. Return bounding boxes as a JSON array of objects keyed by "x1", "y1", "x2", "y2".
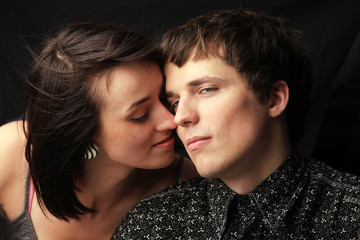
[{"x1": 84, "y1": 143, "x2": 98, "y2": 159}]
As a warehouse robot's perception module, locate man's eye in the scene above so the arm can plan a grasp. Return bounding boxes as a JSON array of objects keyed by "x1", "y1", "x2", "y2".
[
  {"x1": 131, "y1": 113, "x2": 149, "y2": 122},
  {"x1": 170, "y1": 101, "x2": 179, "y2": 114},
  {"x1": 199, "y1": 87, "x2": 217, "y2": 94}
]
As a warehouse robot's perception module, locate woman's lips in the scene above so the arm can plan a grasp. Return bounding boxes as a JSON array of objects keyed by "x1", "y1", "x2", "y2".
[
  {"x1": 186, "y1": 136, "x2": 211, "y2": 152},
  {"x1": 152, "y1": 135, "x2": 175, "y2": 148}
]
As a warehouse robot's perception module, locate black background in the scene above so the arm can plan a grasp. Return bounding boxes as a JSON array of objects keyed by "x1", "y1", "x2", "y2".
[{"x1": 1, "y1": 0, "x2": 359, "y2": 175}]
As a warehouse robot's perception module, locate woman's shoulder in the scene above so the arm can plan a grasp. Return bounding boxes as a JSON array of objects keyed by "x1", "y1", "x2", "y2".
[
  {"x1": 0, "y1": 120, "x2": 28, "y2": 199},
  {"x1": 0, "y1": 120, "x2": 27, "y2": 162}
]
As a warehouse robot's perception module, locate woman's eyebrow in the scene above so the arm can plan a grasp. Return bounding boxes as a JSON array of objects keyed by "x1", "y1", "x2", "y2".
[{"x1": 126, "y1": 96, "x2": 151, "y2": 112}]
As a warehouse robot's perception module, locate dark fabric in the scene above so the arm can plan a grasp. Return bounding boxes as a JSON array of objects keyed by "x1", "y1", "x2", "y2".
[
  {"x1": 0, "y1": 214, "x2": 12, "y2": 240},
  {"x1": 9, "y1": 171, "x2": 37, "y2": 240},
  {"x1": 112, "y1": 152, "x2": 360, "y2": 239}
]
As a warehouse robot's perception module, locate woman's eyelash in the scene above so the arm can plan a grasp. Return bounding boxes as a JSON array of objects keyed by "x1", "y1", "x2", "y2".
[{"x1": 131, "y1": 113, "x2": 149, "y2": 122}]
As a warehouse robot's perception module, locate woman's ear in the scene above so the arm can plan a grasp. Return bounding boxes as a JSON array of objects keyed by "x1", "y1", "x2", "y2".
[{"x1": 268, "y1": 80, "x2": 289, "y2": 118}]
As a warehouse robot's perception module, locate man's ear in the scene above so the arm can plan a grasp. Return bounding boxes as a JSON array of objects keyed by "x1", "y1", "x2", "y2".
[{"x1": 268, "y1": 80, "x2": 289, "y2": 118}]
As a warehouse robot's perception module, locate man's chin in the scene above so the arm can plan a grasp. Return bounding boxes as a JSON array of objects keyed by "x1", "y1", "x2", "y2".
[{"x1": 194, "y1": 165, "x2": 219, "y2": 179}]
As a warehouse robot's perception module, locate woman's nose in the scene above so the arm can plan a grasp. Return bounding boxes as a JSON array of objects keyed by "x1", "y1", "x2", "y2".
[{"x1": 155, "y1": 104, "x2": 178, "y2": 131}]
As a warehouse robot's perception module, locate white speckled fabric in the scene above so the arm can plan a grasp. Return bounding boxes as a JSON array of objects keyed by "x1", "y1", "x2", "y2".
[{"x1": 112, "y1": 151, "x2": 360, "y2": 239}]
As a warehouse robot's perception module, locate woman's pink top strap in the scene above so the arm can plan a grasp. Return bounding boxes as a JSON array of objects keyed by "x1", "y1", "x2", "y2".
[{"x1": 28, "y1": 178, "x2": 35, "y2": 214}]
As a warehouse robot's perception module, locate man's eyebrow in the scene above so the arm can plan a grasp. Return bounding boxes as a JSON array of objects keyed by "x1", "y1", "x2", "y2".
[
  {"x1": 166, "y1": 76, "x2": 225, "y2": 98},
  {"x1": 187, "y1": 76, "x2": 226, "y2": 87},
  {"x1": 126, "y1": 96, "x2": 151, "y2": 112},
  {"x1": 165, "y1": 91, "x2": 175, "y2": 98}
]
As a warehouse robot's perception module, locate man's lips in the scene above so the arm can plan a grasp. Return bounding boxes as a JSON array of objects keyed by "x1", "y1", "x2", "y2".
[
  {"x1": 152, "y1": 134, "x2": 175, "y2": 148},
  {"x1": 186, "y1": 136, "x2": 211, "y2": 152}
]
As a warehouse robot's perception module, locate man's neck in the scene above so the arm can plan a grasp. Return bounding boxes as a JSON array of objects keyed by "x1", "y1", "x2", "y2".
[{"x1": 222, "y1": 121, "x2": 292, "y2": 195}]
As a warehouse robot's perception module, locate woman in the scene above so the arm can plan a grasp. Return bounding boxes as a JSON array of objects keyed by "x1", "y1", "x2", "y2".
[{"x1": 0, "y1": 22, "x2": 197, "y2": 239}]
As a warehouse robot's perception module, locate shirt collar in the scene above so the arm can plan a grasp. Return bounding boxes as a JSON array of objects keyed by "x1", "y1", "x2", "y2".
[
  {"x1": 205, "y1": 151, "x2": 309, "y2": 230},
  {"x1": 248, "y1": 151, "x2": 309, "y2": 228}
]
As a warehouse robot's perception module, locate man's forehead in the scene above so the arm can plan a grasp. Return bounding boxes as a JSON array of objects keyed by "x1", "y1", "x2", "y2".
[{"x1": 164, "y1": 56, "x2": 236, "y2": 80}]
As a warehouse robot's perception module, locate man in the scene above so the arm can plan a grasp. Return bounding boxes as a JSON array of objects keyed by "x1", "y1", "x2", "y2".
[{"x1": 112, "y1": 8, "x2": 360, "y2": 239}]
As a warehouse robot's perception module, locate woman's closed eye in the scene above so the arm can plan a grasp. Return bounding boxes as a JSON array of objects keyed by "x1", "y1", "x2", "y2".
[{"x1": 131, "y1": 113, "x2": 149, "y2": 122}]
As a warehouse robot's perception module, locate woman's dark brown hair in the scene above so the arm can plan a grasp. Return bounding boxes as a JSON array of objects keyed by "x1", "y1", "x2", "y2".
[{"x1": 23, "y1": 22, "x2": 161, "y2": 221}]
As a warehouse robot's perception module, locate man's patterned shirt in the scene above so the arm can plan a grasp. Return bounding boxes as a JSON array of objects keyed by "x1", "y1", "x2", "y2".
[{"x1": 112, "y1": 152, "x2": 360, "y2": 239}]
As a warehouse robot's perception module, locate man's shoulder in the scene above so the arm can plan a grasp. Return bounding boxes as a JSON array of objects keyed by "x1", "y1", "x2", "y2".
[
  {"x1": 305, "y1": 159, "x2": 360, "y2": 237},
  {"x1": 131, "y1": 176, "x2": 208, "y2": 213},
  {"x1": 307, "y1": 158, "x2": 360, "y2": 191},
  {"x1": 112, "y1": 177, "x2": 215, "y2": 239},
  {"x1": 306, "y1": 158, "x2": 360, "y2": 223}
]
